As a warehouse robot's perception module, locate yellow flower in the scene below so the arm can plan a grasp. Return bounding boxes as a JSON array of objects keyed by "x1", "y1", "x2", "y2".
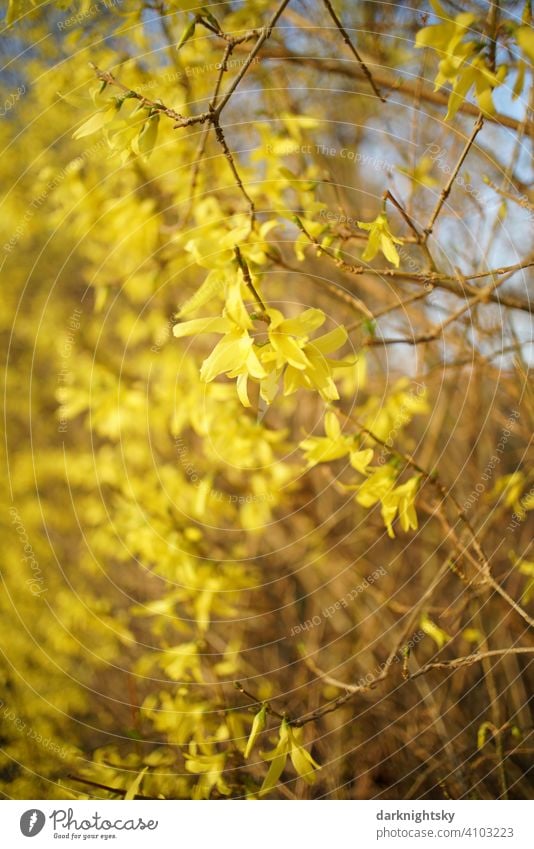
[
  {"x1": 355, "y1": 465, "x2": 398, "y2": 508},
  {"x1": 415, "y1": 7, "x2": 476, "y2": 69},
  {"x1": 265, "y1": 307, "x2": 324, "y2": 370},
  {"x1": 516, "y1": 558, "x2": 534, "y2": 605},
  {"x1": 357, "y1": 212, "x2": 403, "y2": 267},
  {"x1": 260, "y1": 719, "x2": 320, "y2": 796},
  {"x1": 174, "y1": 297, "x2": 350, "y2": 407},
  {"x1": 355, "y1": 468, "x2": 420, "y2": 537},
  {"x1": 489, "y1": 472, "x2": 533, "y2": 519},
  {"x1": 281, "y1": 326, "x2": 350, "y2": 401},
  {"x1": 415, "y1": 4, "x2": 506, "y2": 120},
  {"x1": 173, "y1": 276, "x2": 267, "y2": 401},
  {"x1": 444, "y1": 58, "x2": 507, "y2": 120},
  {"x1": 420, "y1": 612, "x2": 451, "y2": 649},
  {"x1": 517, "y1": 26, "x2": 534, "y2": 64},
  {"x1": 350, "y1": 448, "x2": 374, "y2": 474},
  {"x1": 397, "y1": 155, "x2": 439, "y2": 189},
  {"x1": 300, "y1": 410, "x2": 352, "y2": 466},
  {"x1": 260, "y1": 310, "x2": 350, "y2": 403},
  {"x1": 201, "y1": 329, "x2": 266, "y2": 384},
  {"x1": 357, "y1": 378, "x2": 428, "y2": 442},
  {"x1": 380, "y1": 475, "x2": 421, "y2": 538}
]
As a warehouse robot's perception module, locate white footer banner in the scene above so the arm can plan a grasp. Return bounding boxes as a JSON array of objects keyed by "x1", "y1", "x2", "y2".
[{"x1": 3, "y1": 800, "x2": 531, "y2": 847}]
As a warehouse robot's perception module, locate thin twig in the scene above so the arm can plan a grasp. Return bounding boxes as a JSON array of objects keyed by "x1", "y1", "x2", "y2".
[
  {"x1": 362, "y1": 273, "x2": 513, "y2": 346},
  {"x1": 385, "y1": 190, "x2": 423, "y2": 242},
  {"x1": 321, "y1": 0, "x2": 385, "y2": 102},
  {"x1": 246, "y1": 45, "x2": 530, "y2": 133},
  {"x1": 88, "y1": 62, "x2": 207, "y2": 128},
  {"x1": 234, "y1": 246, "x2": 267, "y2": 312},
  {"x1": 212, "y1": 115, "x2": 256, "y2": 222},
  {"x1": 484, "y1": 179, "x2": 534, "y2": 213},
  {"x1": 337, "y1": 409, "x2": 534, "y2": 630},
  {"x1": 410, "y1": 648, "x2": 534, "y2": 679},
  {"x1": 233, "y1": 681, "x2": 286, "y2": 721},
  {"x1": 293, "y1": 554, "x2": 455, "y2": 727},
  {"x1": 185, "y1": 42, "x2": 235, "y2": 221},
  {"x1": 424, "y1": 114, "x2": 485, "y2": 239},
  {"x1": 295, "y1": 222, "x2": 533, "y2": 313},
  {"x1": 214, "y1": 0, "x2": 292, "y2": 116},
  {"x1": 346, "y1": 288, "x2": 434, "y2": 333},
  {"x1": 293, "y1": 217, "x2": 374, "y2": 318}
]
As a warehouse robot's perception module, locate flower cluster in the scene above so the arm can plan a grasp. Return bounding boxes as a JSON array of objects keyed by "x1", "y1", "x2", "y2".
[
  {"x1": 173, "y1": 271, "x2": 350, "y2": 407},
  {"x1": 300, "y1": 411, "x2": 421, "y2": 538}
]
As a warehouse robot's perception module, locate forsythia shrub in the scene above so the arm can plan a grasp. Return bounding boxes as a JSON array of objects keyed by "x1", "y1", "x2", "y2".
[{"x1": 2, "y1": 0, "x2": 533, "y2": 800}]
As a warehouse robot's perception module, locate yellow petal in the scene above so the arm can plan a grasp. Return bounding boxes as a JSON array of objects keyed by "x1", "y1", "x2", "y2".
[
  {"x1": 236, "y1": 373, "x2": 251, "y2": 407},
  {"x1": 280, "y1": 308, "x2": 325, "y2": 337},
  {"x1": 173, "y1": 316, "x2": 230, "y2": 337},
  {"x1": 324, "y1": 410, "x2": 341, "y2": 439},
  {"x1": 311, "y1": 325, "x2": 348, "y2": 354},
  {"x1": 72, "y1": 106, "x2": 116, "y2": 140},
  {"x1": 200, "y1": 332, "x2": 252, "y2": 382},
  {"x1": 350, "y1": 448, "x2": 374, "y2": 474}
]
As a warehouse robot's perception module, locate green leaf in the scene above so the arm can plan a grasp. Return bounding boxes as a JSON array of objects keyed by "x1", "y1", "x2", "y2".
[
  {"x1": 201, "y1": 7, "x2": 222, "y2": 32},
  {"x1": 135, "y1": 114, "x2": 159, "y2": 159},
  {"x1": 124, "y1": 766, "x2": 148, "y2": 799},
  {"x1": 244, "y1": 705, "x2": 267, "y2": 758},
  {"x1": 125, "y1": 728, "x2": 144, "y2": 741},
  {"x1": 177, "y1": 17, "x2": 196, "y2": 51}
]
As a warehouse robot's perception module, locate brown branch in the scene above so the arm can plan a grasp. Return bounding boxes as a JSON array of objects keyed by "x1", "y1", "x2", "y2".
[
  {"x1": 185, "y1": 41, "x2": 235, "y2": 221},
  {"x1": 233, "y1": 681, "x2": 286, "y2": 721},
  {"x1": 410, "y1": 648, "x2": 534, "y2": 679},
  {"x1": 346, "y1": 288, "x2": 433, "y2": 333},
  {"x1": 212, "y1": 114, "x2": 256, "y2": 223},
  {"x1": 90, "y1": 3, "x2": 292, "y2": 229},
  {"x1": 292, "y1": 217, "x2": 374, "y2": 318},
  {"x1": 335, "y1": 409, "x2": 534, "y2": 630},
  {"x1": 293, "y1": 553, "x2": 457, "y2": 728},
  {"x1": 424, "y1": 114, "x2": 485, "y2": 239},
  {"x1": 418, "y1": 341, "x2": 531, "y2": 379},
  {"x1": 362, "y1": 272, "x2": 515, "y2": 346},
  {"x1": 88, "y1": 62, "x2": 207, "y2": 128},
  {"x1": 385, "y1": 190, "x2": 423, "y2": 242},
  {"x1": 297, "y1": 217, "x2": 533, "y2": 313},
  {"x1": 214, "y1": 0, "x2": 292, "y2": 116},
  {"x1": 244, "y1": 46, "x2": 530, "y2": 134},
  {"x1": 320, "y1": 0, "x2": 385, "y2": 102},
  {"x1": 297, "y1": 638, "x2": 533, "y2": 727},
  {"x1": 485, "y1": 179, "x2": 534, "y2": 212},
  {"x1": 234, "y1": 246, "x2": 267, "y2": 312}
]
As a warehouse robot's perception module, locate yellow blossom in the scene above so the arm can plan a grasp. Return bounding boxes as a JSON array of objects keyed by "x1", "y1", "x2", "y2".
[
  {"x1": 357, "y1": 212, "x2": 403, "y2": 266},
  {"x1": 380, "y1": 475, "x2": 421, "y2": 538},
  {"x1": 300, "y1": 411, "x2": 352, "y2": 466}
]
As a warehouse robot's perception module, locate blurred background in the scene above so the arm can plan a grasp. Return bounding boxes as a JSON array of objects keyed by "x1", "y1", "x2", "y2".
[{"x1": 1, "y1": 0, "x2": 533, "y2": 799}]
